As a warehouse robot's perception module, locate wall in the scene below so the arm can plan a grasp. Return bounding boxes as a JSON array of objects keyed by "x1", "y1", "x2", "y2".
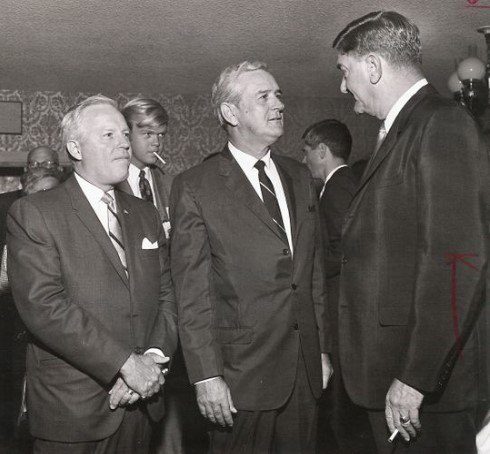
[{"x1": 0, "y1": 89, "x2": 380, "y2": 192}]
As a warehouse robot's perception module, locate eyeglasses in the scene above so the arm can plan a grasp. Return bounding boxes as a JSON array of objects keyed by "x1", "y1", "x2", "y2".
[{"x1": 26, "y1": 161, "x2": 59, "y2": 169}]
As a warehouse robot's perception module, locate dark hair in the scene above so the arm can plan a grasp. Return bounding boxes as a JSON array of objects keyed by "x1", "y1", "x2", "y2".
[
  {"x1": 332, "y1": 11, "x2": 421, "y2": 68},
  {"x1": 302, "y1": 119, "x2": 352, "y2": 161}
]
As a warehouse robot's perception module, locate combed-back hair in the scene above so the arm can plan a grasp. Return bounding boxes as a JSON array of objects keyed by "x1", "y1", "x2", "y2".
[
  {"x1": 332, "y1": 11, "x2": 421, "y2": 68},
  {"x1": 211, "y1": 60, "x2": 268, "y2": 126},
  {"x1": 121, "y1": 98, "x2": 169, "y2": 130},
  {"x1": 61, "y1": 94, "x2": 117, "y2": 150}
]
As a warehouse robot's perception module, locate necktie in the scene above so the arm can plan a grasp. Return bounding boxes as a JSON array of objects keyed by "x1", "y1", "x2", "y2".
[
  {"x1": 374, "y1": 122, "x2": 387, "y2": 153},
  {"x1": 254, "y1": 160, "x2": 288, "y2": 244},
  {"x1": 139, "y1": 169, "x2": 154, "y2": 203},
  {"x1": 101, "y1": 193, "x2": 128, "y2": 277}
]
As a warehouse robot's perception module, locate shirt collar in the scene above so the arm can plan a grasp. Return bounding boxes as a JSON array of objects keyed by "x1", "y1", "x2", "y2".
[
  {"x1": 74, "y1": 172, "x2": 112, "y2": 203},
  {"x1": 228, "y1": 141, "x2": 272, "y2": 170},
  {"x1": 384, "y1": 78, "x2": 428, "y2": 133}
]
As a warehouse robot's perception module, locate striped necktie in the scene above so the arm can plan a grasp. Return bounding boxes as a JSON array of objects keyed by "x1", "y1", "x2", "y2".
[
  {"x1": 255, "y1": 160, "x2": 288, "y2": 244},
  {"x1": 101, "y1": 192, "x2": 128, "y2": 278},
  {"x1": 374, "y1": 122, "x2": 387, "y2": 153},
  {"x1": 139, "y1": 169, "x2": 154, "y2": 203}
]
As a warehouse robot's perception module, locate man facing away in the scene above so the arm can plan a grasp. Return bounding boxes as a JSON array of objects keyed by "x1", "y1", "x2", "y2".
[
  {"x1": 170, "y1": 61, "x2": 332, "y2": 453},
  {"x1": 7, "y1": 95, "x2": 177, "y2": 454},
  {"x1": 333, "y1": 11, "x2": 490, "y2": 454},
  {"x1": 118, "y1": 98, "x2": 173, "y2": 238},
  {"x1": 302, "y1": 119, "x2": 375, "y2": 454}
]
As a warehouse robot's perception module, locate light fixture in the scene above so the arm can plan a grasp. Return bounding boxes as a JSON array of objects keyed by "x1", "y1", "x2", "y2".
[{"x1": 447, "y1": 27, "x2": 490, "y2": 118}]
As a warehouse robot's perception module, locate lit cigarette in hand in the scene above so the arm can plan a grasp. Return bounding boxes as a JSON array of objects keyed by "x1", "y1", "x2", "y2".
[
  {"x1": 388, "y1": 429, "x2": 399, "y2": 443},
  {"x1": 153, "y1": 152, "x2": 166, "y2": 165}
]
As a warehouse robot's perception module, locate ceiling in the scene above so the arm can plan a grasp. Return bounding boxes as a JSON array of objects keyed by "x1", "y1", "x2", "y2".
[{"x1": 1, "y1": 0, "x2": 489, "y2": 99}]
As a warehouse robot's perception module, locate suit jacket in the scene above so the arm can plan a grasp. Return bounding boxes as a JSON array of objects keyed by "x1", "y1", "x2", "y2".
[
  {"x1": 169, "y1": 146, "x2": 327, "y2": 411},
  {"x1": 339, "y1": 85, "x2": 490, "y2": 411},
  {"x1": 117, "y1": 165, "x2": 174, "y2": 224},
  {"x1": 7, "y1": 175, "x2": 178, "y2": 442},
  {"x1": 319, "y1": 166, "x2": 358, "y2": 351}
]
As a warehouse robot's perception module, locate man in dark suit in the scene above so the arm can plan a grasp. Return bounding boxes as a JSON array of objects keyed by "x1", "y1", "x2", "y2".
[
  {"x1": 302, "y1": 119, "x2": 374, "y2": 453},
  {"x1": 170, "y1": 61, "x2": 332, "y2": 453},
  {"x1": 0, "y1": 146, "x2": 62, "y2": 442},
  {"x1": 118, "y1": 98, "x2": 173, "y2": 239},
  {"x1": 333, "y1": 11, "x2": 490, "y2": 453},
  {"x1": 7, "y1": 95, "x2": 178, "y2": 453}
]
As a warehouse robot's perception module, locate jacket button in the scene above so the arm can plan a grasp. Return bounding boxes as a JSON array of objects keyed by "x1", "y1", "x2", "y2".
[
  {"x1": 293, "y1": 323, "x2": 299, "y2": 330},
  {"x1": 134, "y1": 346, "x2": 144, "y2": 355},
  {"x1": 283, "y1": 248, "x2": 290, "y2": 256},
  {"x1": 341, "y1": 257, "x2": 348, "y2": 265},
  {"x1": 291, "y1": 284, "x2": 297, "y2": 290}
]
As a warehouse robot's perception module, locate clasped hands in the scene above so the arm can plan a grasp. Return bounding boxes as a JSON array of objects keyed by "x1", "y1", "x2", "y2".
[{"x1": 109, "y1": 352, "x2": 169, "y2": 410}]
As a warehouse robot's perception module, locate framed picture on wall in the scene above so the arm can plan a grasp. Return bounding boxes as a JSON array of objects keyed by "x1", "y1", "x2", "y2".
[{"x1": 0, "y1": 101, "x2": 22, "y2": 135}]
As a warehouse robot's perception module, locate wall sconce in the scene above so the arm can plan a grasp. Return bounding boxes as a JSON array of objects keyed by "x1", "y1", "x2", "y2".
[{"x1": 447, "y1": 26, "x2": 490, "y2": 118}]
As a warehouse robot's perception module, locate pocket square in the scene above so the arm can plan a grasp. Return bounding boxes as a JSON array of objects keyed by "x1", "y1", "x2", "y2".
[{"x1": 142, "y1": 237, "x2": 158, "y2": 249}]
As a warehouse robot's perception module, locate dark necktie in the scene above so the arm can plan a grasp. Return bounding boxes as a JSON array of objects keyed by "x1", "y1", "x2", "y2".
[
  {"x1": 254, "y1": 160, "x2": 288, "y2": 244},
  {"x1": 139, "y1": 169, "x2": 154, "y2": 203},
  {"x1": 101, "y1": 193, "x2": 128, "y2": 278}
]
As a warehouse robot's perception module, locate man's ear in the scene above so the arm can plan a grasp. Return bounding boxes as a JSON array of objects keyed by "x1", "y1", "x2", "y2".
[
  {"x1": 220, "y1": 102, "x2": 239, "y2": 127},
  {"x1": 66, "y1": 140, "x2": 82, "y2": 161},
  {"x1": 317, "y1": 143, "x2": 328, "y2": 159},
  {"x1": 366, "y1": 54, "x2": 382, "y2": 84}
]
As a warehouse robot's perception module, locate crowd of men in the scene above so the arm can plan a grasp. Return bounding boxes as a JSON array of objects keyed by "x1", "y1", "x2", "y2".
[{"x1": 0, "y1": 10, "x2": 489, "y2": 454}]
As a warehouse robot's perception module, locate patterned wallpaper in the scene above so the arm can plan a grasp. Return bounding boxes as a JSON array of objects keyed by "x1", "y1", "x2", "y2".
[{"x1": 0, "y1": 89, "x2": 380, "y2": 192}]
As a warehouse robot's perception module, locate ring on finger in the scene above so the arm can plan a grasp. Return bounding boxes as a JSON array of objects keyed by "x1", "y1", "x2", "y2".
[
  {"x1": 127, "y1": 389, "x2": 134, "y2": 396},
  {"x1": 400, "y1": 415, "x2": 410, "y2": 425}
]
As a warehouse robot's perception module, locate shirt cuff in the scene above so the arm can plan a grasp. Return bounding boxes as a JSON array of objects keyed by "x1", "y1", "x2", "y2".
[{"x1": 194, "y1": 376, "x2": 221, "y2": 386}]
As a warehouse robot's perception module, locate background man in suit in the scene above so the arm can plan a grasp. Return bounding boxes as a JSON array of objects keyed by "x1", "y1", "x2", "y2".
[
  {"x1": 333, "y1": 11, "x2": 489, "y2": 453},
  {"x1": 7, "y1": 95, "x2": 177, "y2": 453},
  {"x1": 0, "y1": 145, "x2": 63, "y2": 444},
  {"x1": 302, "y1": 119, "x2": 374, "y2": 454},
  {"x1": 170, "y1": 60, "x2": 332, "y2": 454},
  {"x1": 119, "y1": 98, "x2": 173, "y2": 238}
]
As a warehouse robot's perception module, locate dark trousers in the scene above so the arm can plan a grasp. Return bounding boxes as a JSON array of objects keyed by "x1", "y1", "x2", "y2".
[
  {"x1": 317, "y1": 359, "x2": 376, "y2": 454},
  {"x1": 33, "y1": 406, "x2": 151, "y2": 454},
  {"x1": 208, "y1": 352, "x2": 318, "y2": 454},
  {"x1": 368, "y1": 408, "x2": 477, "y2": 454}
]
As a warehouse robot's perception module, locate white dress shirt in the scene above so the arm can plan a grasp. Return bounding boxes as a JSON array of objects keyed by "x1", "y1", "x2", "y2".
[
  {"x1": 228, "y1": 142, "x2": 293, "y2": 252},
  {"x1": 384, "y1": 78, "x2": 428, "y2": 133},
  {"x1": 127, "y1": 164, "x2": 155, "y2": 203}
]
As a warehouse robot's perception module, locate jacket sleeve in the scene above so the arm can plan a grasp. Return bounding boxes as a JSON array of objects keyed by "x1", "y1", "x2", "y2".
[
  {"x1": 169, "y1": 174, "x2": 224, "y2": 383},
  {"x1": 398, "y1": 106, "x2": 489, "y2": 393}
]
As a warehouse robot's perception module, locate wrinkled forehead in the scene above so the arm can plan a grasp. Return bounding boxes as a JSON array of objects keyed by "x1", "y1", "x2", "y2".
[{"x1": 28, "y1": 147, "x2": 57, "y2": 164}]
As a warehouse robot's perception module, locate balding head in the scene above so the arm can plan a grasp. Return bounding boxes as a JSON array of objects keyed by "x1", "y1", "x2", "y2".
[{"x1": 26, "y1": 146, "x2": 60, "y2": 169}]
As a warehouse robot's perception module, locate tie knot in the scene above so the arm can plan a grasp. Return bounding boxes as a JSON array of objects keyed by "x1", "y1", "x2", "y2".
[
  {"x1": 101, "y1": 192, "x2": 114, "y2": 206},
  {"x1": 255, "y1": 160, "x2": 266, "y2": 172},
  {"x1": 139, "y1": 169, "x2": 146, "y2": 179}
]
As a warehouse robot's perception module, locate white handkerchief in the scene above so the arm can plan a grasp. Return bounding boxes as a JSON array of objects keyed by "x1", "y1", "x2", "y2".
[{"x1": 142, "y1": 237, "x2": 158, "y2": 250}]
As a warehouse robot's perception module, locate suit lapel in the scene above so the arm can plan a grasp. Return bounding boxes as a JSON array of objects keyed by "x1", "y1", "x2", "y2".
[
  {"x1": 66, "y1": 176, "x2": 129, "y2": 287},
  {"x1": 115, "y1": 179, "x2": 134, "y2": 196},
  {"x1": 344, "y1": 85, "x2": 437, "y2": 232},
  {"x1": 273, "y1": 156, "x2": 297, "y2": 242},
  {"x1": 219, "y1": 146, "x2": 289, "y2": 245},
  {"x1": 116, "y1": 191, "x2": 138, "y2": 287},
  {"x1": 150, "y1": 167, "x2": 170, "y2": 222}
]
